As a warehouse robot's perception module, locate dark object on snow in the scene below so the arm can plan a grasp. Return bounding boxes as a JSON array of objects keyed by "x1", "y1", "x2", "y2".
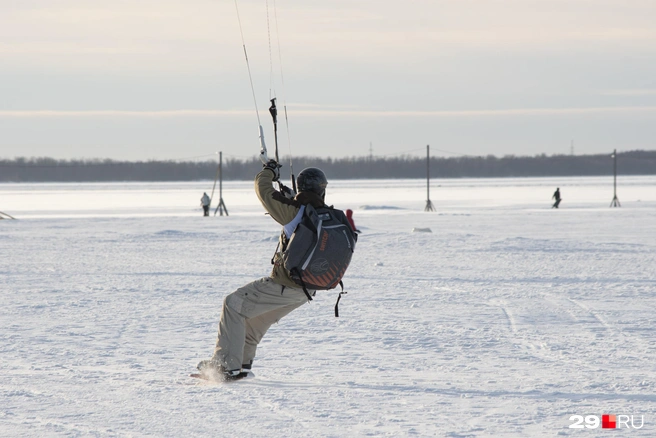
[{"x1": 552, "y1": 188, "x2": 562, "y2": 209}]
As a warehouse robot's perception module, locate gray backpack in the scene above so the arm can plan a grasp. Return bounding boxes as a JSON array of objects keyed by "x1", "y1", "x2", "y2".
[{"x1": 282, "y1": 204, "x2": 357, "y2": 314}]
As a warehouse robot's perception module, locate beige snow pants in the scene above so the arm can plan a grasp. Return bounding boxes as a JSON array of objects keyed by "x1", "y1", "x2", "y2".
[{"x1": 213, "y1": 277, "x2": 309, "y2": 371}]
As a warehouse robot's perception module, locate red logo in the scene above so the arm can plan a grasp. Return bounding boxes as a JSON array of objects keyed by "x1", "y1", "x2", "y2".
[{"x1": 602, "y1": 415, "x2": 616, "y2": 429}]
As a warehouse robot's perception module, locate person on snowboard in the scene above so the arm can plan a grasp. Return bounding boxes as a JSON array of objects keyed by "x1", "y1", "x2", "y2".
[{"x1": 197, "y1": 161, "x2": 329, "y2": 380}]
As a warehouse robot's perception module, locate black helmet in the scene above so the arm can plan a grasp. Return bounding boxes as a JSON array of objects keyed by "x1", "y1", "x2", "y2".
[{"x1": 297, "y1": 167, "x2": 328, "y2": 198}]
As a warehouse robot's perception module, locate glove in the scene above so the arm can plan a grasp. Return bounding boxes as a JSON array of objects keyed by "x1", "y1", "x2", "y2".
[
  {"x1": 279, "y1": 184, "x2": 296, "y2": 200},
  {"x1": 263, "y1": 160, "x2": 281, "y2": 181}
]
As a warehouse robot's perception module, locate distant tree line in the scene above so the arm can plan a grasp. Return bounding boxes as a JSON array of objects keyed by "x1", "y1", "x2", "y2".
[{"x1": 0, "y1": 150, "x2": 655, "y2": 182}]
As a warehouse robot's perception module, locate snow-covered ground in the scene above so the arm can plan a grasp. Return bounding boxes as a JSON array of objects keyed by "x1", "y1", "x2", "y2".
[{"x1": 1, "y1": 176, "x2": 655, "y2": 437}]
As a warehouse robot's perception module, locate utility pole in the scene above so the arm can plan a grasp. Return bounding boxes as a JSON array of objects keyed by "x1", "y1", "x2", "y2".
[
  {"x1": 213, "y1": 151, "x2": 229, "y2": 216},
  {"x1": 0, "y1": 211, "x2": 16, "y2": 220},
  {"x1": 610, "y1": 149, "x2": 621, "y2": 207},
  {"x1": 425, "y1": 144, "x2": 435, "y2": 212},
  {"x1": 368, "y1": 142, "x2": 374, "y2": 178}
]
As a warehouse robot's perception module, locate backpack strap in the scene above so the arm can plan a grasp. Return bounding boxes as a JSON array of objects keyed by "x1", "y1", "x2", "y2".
[
  {"x1": 272, "y1": 205, "x2": 302, "y2": 265},
  {"x1": 291, "y1": 267, "x2": 314, "y2": 302},
  {"x1": 334, "y1": 281, "x2": 347, "y2": 318},
  {"x1": 294, "y1": 271, "x2": 349, "y2": 318},
  {"x1": 270, "y1": 239, "x2": 281, "y2": 265}
]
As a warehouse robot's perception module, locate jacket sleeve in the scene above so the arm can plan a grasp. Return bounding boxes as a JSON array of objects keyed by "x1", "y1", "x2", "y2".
[{"x1": 255, "y1": 169, "x2": 300, "y2": 226}]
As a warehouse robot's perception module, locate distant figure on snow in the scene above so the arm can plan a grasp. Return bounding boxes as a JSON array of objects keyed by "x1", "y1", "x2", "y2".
[
  {"x1": 346, "y1": 209, "x2": 361, "y2": 233},
  {"x1": 552, "y1": 188, "x2": 562, "y2": 209},
  {"x1": 200, "y1": 192, "x2": 211, "y2": 216}
]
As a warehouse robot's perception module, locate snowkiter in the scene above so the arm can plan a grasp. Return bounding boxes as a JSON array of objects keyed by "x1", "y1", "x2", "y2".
[
  {"x1": 197, "y1": 162, "x2": 331, "y2": 380},
  {"x1": 200, "y1": 192, "x2": 210, "y2": 216},
  {"x1": 552, "y1": 188, "x2": 562, "y2": 209}
]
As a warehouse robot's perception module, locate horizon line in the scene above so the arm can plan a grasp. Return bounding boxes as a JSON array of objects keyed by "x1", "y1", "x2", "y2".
[{"x1": 2, "y1": 106, "x2": 656, "y2": 118}]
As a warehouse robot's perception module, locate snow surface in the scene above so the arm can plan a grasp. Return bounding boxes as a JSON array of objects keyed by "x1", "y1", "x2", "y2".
[{"x1": 1, "y1": 176, "x2": 655, "y2": 437}]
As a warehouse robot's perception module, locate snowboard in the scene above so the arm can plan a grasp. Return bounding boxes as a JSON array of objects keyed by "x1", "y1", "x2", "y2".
[{"x1": 190, "y1": 371, "x2": 250, "y2": 382}]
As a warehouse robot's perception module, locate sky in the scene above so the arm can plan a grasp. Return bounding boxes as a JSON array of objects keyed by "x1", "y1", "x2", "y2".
[{"x1": 1, "y1": 0, "x2": 655, "y2": 161}]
